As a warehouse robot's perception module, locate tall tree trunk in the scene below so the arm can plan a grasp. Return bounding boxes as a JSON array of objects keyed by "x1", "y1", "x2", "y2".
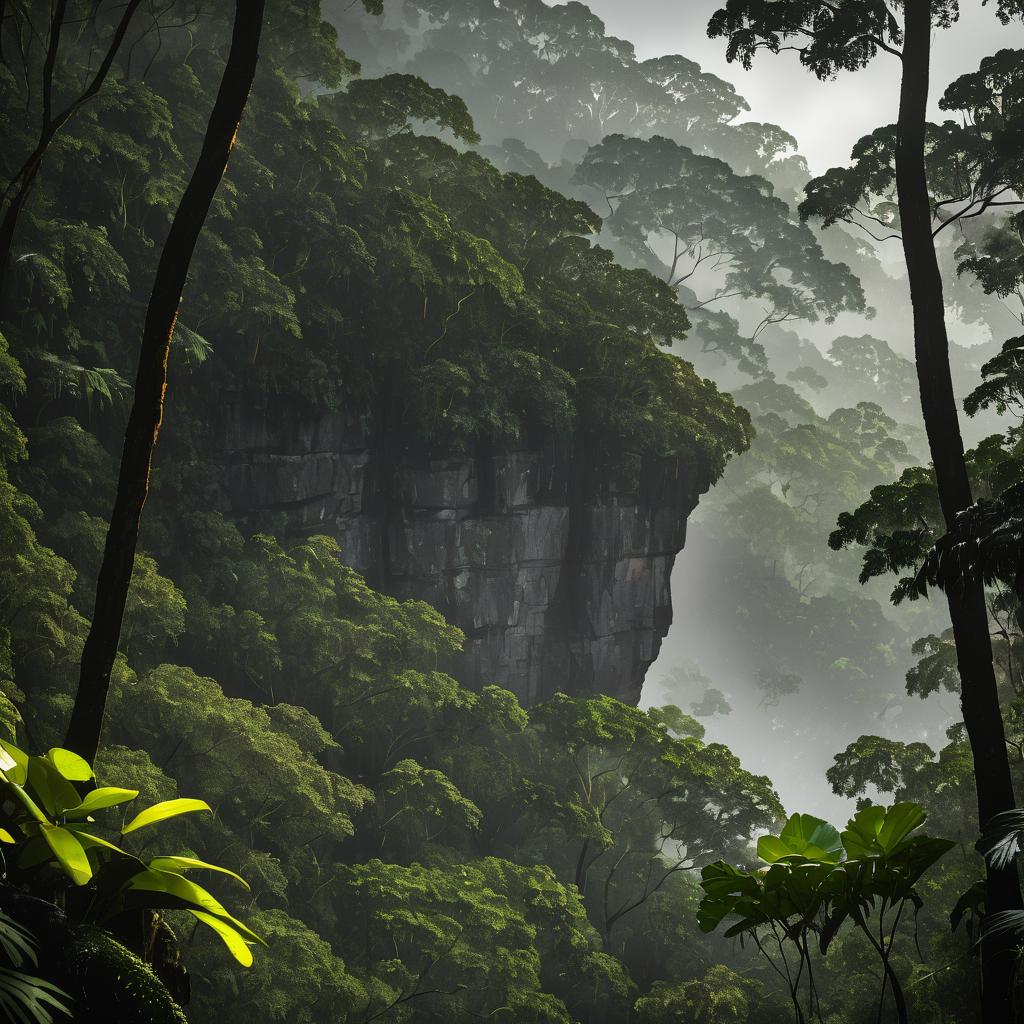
[
  {"x1": 896, "y1": 1, "x2": 1022, "y2": 1016},
  {"x1": 64, "y1": 0, "x2": 267, "y2": 763}
]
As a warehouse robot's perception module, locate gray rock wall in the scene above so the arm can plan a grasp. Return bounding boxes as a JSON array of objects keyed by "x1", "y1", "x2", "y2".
[{"x1": 215, "y1": 393, "x2": 710, "y2": 705}]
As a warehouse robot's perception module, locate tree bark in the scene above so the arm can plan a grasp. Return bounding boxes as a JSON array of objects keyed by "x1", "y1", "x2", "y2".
[
  {"x1": 64, "y1": 0, "x2": 267, "y2": 763},
  {"x1": 895, "y1": 1, "x2": 1022, "y2": 1016}
]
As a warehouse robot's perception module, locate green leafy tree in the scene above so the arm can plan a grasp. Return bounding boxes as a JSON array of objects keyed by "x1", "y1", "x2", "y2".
[
  {"x1": 526, "y1": 694, "x2": 782, "y2": 945},
  {"x1": 709, "y1": 10, "x2": 1024, "y2": 999},
  {"x1": 633, "y1": 965, "x2": 754, "y2": 1024},
  {"x1": 574, "y1": 134, "x2": 865, "y2": 375},
  {"x1": 698, "y1": 805, "x2": 953, "y2": 1024}
]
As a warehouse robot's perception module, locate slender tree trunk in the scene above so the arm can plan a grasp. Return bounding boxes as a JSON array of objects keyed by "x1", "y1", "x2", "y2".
[
  {"x1": 64, "y1": 0, "x2": 267, "y2": 763},
  {"x1": 895, "y1": 1, "x2": 1022, "y2": 1016}
]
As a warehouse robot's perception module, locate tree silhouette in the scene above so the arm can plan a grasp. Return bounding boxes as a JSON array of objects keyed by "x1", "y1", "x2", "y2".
[
  {"x1": 65, "y1": 0, "x2": 268, "y2": 762},
  {"x1": 709, "y1": 1, "x2": 1024, "y2": 1015}
]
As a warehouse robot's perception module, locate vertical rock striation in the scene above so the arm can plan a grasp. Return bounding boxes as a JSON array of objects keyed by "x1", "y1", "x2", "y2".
[{"x1": 217, "y1": 393, "x2": 711, "y2": 705}]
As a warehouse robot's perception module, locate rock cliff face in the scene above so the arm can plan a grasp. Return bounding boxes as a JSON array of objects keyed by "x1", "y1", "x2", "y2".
[{"x1": 216, "y1": 394, "x2": 711, "y2": 706}]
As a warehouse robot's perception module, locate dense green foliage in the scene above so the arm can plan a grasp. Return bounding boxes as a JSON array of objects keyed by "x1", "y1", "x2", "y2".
[
  {"x1": 0, "y1": 1, "x2": 786, "y2": 1020},
  {"x1": 4, "y1": 0, "x2": 1024, "y2": 1021},
  {"x1": 699, "y1": 804, "x2": 954, "y2": 1024},
  {"x1": 0, "y1": 3, "x2": 749, "y2": 475}
]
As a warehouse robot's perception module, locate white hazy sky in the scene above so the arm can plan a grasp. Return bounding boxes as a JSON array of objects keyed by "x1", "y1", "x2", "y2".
[{"x1": 586, "y1": 0, "x2": 1022, "y2": 173}]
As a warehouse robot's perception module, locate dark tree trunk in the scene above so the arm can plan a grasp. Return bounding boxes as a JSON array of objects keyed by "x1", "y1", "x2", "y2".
[
  {"x1": 64, "y1": 0, "x2": 267, "y2": 763},
  {"x1": 896, "y1": 1, "x2": 1022, "y2": 1016}
]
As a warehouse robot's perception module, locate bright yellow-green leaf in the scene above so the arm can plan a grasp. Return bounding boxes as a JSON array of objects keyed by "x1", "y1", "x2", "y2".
[
  {"x1": 27, "y1": 758, "x2": 81, "y2": 817},
  {"x1": 126, "y1": 868, "x2": 263, "y2": 945},
  {"x1": 148, "y1": 855, "x2": 250, "y2": 889},
  {"x1": 190, "y1": 910, "x2": 255, "y2": 967},
  {"x1": 0, "y1": 828, "x2": 15, "y2": 843},
  {"x1": 66, "y1": 828, "x2": 132, "y2": 857},
  {"x1": 65, "y1": 787, "x2": 139, "y2": 818},
  {"x1": 40, "y1": 824, "x2": 92, "y2": 885},
  {"x1": 121, "y1": 798, "x2": 211, "y2": 834},
  {"x1": 877, "y1": 802, "x2": 927, "y2": 854},
  {"x1": 5, "y1": 784, "x2": 48, "y2": 824},
  {"x1": 0, "y1": 740, "x2": 28, "y2": 785},
  {"x1": 47, "y1": 748, "x2": 94, "y2": 782}
]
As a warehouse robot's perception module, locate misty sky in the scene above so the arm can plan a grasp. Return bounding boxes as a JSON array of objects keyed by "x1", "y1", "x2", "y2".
[
  {"x1": 588, "y1": 0, "x2": 1019, "y2": 173},
  {"x1": 580, "y1": 1, "x2": 1023, "y2": 818}
]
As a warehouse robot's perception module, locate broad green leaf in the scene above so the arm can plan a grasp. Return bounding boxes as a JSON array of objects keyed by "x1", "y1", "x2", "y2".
[
  {"x1": 2, "y1": 784, "x2": 46, "y2": 824},
  {"x1": 757, "y1": 836, "x2": 798, "y2": 863},
  {"x1": 0, "y1": 741, "x2": 28, "y2": 786},
  {"x1": 125, "y1": 868, "x2": 262, "y2": 944},
  {"x1": 779, "y1": 862, "x2": 838, "y2": 916},
  {"x1": 758, "y1": 813, "x2": 843, "y2": 864},
  {"x1": 46, "y1": 748, "x2": 94, "y2": 782},
  {"x1": 148, "y1": 856, "x2": 250, "y2": 889},
  {"x1": 697, "y1": 862, "x2": 762, "y2": 932},
  {"x1": 697, "y1": 895, "x2": 743, "y2": 933},
  {"x1": 26, "y1": 759, "x2": 80, "y2": 817},
  {"x1": 877, "y1": 802, "x2": 927, "y2": 854},
  {"x1": 843, "y1": 802, "x2": 928, "y2": 859},
  {"x1": 121, "y1": 798, "x2": 211, "y2": 834},
  {"x1": 40, "y1": 824, "x2": 92, "y2": 886},
  {"x1": 190, "y1": 910, "x2": 254, "y2": 967},
  {"x1": 66, "y1": 829, "x2": 130, "y2": 857},
  {"x1": 842, "y1": 804, "x2": 887, "y2": 859},
  {"x1": 885, "y1": 836, "x2": 956, "y2": 890},
  {"x1": 65, "y1": 788, "x2": 139, "y2": 819},
  {"x1": 781, "y1": 814, "x2": 844, "y2": 857},
  {"x1": 699, "y1": 860, "x2": 759, "y2": 899}
]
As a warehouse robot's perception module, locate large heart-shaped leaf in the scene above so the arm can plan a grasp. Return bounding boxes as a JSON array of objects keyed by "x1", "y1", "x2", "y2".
[
  {"x1": 843, "y1": 803, "x2": 927, "y2": 860},
  {"x1": 46, "y1": 748, "x2": 94, "y2": 783},
  {"x1": 842, "y1": 805, "x2": 886, "y2": 859},
  {"x1": 877, "y1": 803, "x2": 927, "y2": 854},
  {"x1": 699, "y1": 860, "x2": 760, "y2": 899},
  {"x1": 758, "y1": 813, "x2": 843, "y2": 864}
]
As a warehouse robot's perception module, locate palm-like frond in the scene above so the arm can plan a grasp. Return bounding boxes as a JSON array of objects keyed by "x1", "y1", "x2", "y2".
[
  {"x1": 171, "y1": 321, "x2": 213, "y2": 366},
  {"x1": 31, "y1": 351, "x2": 129, "y2": 407},
  {"x1": 0, "y1": 969, "x2": 71, "y2": 1024},
  {"x1": 0, "y1": 914, "x2": 39, "y2": 970},
  {"x1": 912, "y1": 483, "x2": 1024, "y2": 598},
  {"x1": 0, "y1": 913, "x2": 71, "y2": 1023},
  {"x1": 977, "y1": 809, "x2": 1024, "y2": 871}
]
